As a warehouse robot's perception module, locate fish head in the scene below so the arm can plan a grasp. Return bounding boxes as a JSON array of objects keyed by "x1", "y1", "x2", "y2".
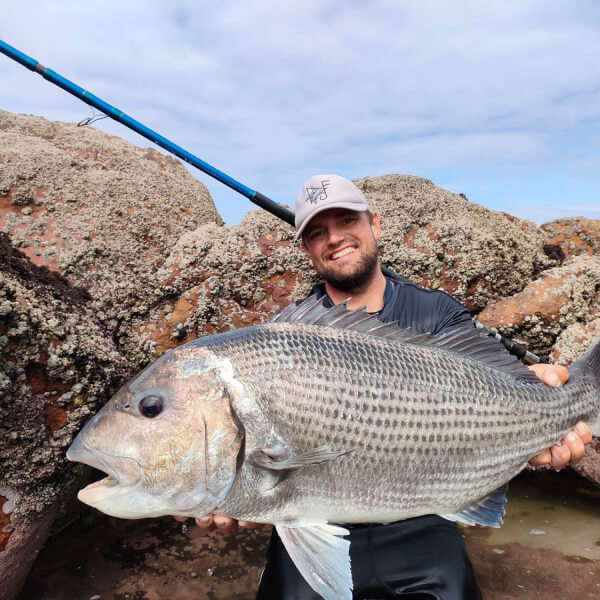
[{"x1": 67, "y1": 345, "x2": 242, "y2": 519}]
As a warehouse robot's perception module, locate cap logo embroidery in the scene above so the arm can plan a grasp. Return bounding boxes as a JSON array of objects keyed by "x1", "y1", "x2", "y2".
[{"x1": 305, "y1": 179, "x2": 331, "y2": 204}]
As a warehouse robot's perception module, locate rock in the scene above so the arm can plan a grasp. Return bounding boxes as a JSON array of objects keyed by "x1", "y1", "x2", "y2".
[
  {"x1": 477, "y1": 256, "x2": 600, "y2": 359},
  {"x1": 0, "y1": 232, "x2": 129, "y2": 600},
  {"x1": 541, "y1": 217, "x2": 600, "y2": 260},
  {"x1": 0, "y1": 110, "x2": 222, "y2": 366},
  {"x1": 135, "y1": 211, "x2": 313, "y2": 358},
  {"x1": 355, "y1": 174, "x2": 557, "y2": 312},
  {"x1": 571, "y1": 437, "x2": 600, "y2": 487},
  {"x1": 0, "y1": 486, "x2": 60, "y2": 600},
  {"x1": 552, "y1": 317, "x2": 600, "y2": 365}
]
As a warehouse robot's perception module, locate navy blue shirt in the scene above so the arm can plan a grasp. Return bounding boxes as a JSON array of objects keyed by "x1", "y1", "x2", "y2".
[{"x1": 307, "y1": 275, "x2": 474, "y2": 334}]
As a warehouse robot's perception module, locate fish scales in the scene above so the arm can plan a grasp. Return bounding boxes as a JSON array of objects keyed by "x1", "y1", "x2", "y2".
[{"x1": 192, "y1": 322, "x2": 595, "y2": 524}]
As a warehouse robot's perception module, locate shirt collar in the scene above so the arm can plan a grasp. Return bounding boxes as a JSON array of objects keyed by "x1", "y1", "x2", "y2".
[{"x1": 311, "y1": 277, "x2": 395, "y2": 313}]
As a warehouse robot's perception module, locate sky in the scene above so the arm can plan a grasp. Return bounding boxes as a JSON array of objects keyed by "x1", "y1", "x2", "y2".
[{"x1": 1, "y1": 1, "x2": 600, "y2": 226}]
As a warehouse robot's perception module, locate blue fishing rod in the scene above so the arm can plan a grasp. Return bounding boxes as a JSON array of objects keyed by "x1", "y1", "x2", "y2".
[
  {"x1": 0, "y1": 39, "x2": 540, "y2": 364},
  {"x1": 0, "y1": 39, "x2": 292, "y2": 226}
]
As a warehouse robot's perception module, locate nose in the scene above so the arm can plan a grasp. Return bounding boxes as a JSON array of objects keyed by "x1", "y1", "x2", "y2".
[{"x1": 326, "y1": 226, "x2": 345, "y2": 246}]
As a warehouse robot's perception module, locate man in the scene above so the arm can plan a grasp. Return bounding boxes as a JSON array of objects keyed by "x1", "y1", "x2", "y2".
[{"x1": 177, "y1": 174, "x2": 591, "y2": 599}]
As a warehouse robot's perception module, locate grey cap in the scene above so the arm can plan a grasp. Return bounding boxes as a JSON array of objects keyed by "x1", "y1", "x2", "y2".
[{"x1": 294, "y1": 174, "x2": 369, "y2": 239}]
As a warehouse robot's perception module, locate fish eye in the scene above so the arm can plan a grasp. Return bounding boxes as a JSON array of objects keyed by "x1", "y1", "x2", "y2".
[{"x1": 138, "y1": 394, "x2": 164, "y2": 418}]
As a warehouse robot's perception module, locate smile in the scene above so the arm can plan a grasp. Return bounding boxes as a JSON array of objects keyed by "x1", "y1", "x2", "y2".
[{"x1": 330, "y1": 247, "x2": 356, "y2": 260}]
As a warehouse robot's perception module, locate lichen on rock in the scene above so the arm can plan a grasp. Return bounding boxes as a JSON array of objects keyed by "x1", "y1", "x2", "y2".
[
  {"x1": 0, "y1": 233, "x2": 129, "y2": 521},
  {"x1": 478, "y1": 255, "x2": 600, "y2": 359},
  {"x1": 133, "y1": 209, "x2": 314, "y2": 359},
  {"x1": 542, "y1": 217, "x2": 600, "y2": 260},
  {"x1": 355, "y1": 174, "x2": 559, "y2": 312},
  {"x1": 0, "y1": 231, "x2": 130, "y2": 600},
  {"x1": 0, "y1": 109, "x2": 222, "y2": 369}
]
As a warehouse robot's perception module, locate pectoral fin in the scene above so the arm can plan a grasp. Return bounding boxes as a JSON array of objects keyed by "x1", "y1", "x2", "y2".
[
  {"x1": 440, "y1": 484, "x2": 508, "y2": 527},
  {"x1": 276, "y1": 522, "x2": 352, "y2": 600},
  {"x1": 249, "y1": 444, "x2": 352, "y2": 471}
]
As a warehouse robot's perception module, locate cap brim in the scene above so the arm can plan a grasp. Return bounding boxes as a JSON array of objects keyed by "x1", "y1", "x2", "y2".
[{"x1": 295, "y1": 201, "x2": 369, "y2": 240}]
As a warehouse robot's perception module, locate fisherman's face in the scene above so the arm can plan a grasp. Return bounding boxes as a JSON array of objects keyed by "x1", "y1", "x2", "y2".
[{"x1": 301, "y1": 208, "x2": 381, "y2": 293}]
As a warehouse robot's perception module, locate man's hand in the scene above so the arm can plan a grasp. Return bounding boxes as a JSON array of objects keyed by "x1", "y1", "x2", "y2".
[
  {"x1": 527, "y1": 364, "x2": 592, "y2": 469},
  {"x1": 173, "y1": 514, "x2": 264, "y2": 534}
]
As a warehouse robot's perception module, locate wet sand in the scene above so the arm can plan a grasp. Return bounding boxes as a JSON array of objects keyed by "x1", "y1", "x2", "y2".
[{"x1": 19, "y1": 470, "x2": 600, "y2": 600}]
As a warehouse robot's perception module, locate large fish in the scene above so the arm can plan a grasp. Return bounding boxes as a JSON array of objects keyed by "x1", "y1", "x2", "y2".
[{"x1": 67, "y1": 296, "x2": 600, "y2": 600}]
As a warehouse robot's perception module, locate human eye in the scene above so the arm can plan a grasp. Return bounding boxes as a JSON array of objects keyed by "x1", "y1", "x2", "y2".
[{"x1": 308, "y1": 229, "x2": 323, "y2": 241}]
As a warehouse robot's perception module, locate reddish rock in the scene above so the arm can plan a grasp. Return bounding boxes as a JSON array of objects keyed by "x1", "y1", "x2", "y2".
[
  {"x1": 0, "y1": 110, "x2": 221, "y2": 367},
  {"x1": 572, "y1": 438, "x2": 600, "y2": 487},
  {"x1": 552, "y1": 318, "x2": 600, "y2": 364},
  {"x1": 131, "y1": 215, "x2": 311, "y2": 358},
  {"x1": 541, "y1": 217, "x2": 600, "y2": 260},
  {"x1": 355, "y1": 175, "x2": 557, "y2": 312},
  {"x1": 477, "y1": 275, "x2": 571, "y2": 330},
  {"x1": 478, "y1": 256, "x2": 600, "y2": 358},
  {"x1": 0, "y1": 489, "x2": 60, "y2": 600},
  {"x1": 0, "y1": 497, "x2": 10, "y2": 553},
  {"x1": 43, "y1": 404, "x2": 68, "y2": 432},
  {"x1": 0, "y1": 232, "x2": 129, "y2": 600}
]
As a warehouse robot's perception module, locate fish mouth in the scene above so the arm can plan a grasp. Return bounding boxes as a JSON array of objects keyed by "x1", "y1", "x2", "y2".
[{"x1": 67, "y1": 435, "x2": 142, "y2": 504}]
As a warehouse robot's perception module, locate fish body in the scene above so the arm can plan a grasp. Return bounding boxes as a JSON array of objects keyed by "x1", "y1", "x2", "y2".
[{"x1": 67, "y1": 297, "x2": 600, "y2": 599}]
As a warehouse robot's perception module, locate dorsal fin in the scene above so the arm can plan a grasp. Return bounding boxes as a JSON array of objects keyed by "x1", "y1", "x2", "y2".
[
  {"x1": 401, "y1": 328, "x2": 542, "y2": 382},
  {"x1": 268, "y1": 296, "x2": 542, "y2": 383},
  {"x1": 268, "y1": 295, "x2": 407, "y2": 338}
]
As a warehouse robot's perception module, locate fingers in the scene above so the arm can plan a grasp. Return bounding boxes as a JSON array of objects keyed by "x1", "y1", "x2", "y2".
[
  {"x1": 175, "y1": 513, "x2": 256, "y2": 534},
  {"x1": 549, "y1": 440, "x2": 572, "y2": 469},
  {"x1": 529, "y1": 422, "x2": 592, "y2": 469},
  {"x1": 526, "y1": 365, "x2": 591, "y2": 469},
  {"x1": 188, "y1": 514, "x2": 262, "y2": 534},
  {"x1": 528, "y1": 363, "x2": 569, "y2": 387},
  {"x1": 194, "y1": 514, "x2": 215, "y2": 531},
  {"x1": 529, "y1": 441, "x2": 572, "y2": 470},
  {"x1": 213, "y1": 514, "x2": 239, "y2": 534},
  {"x1": 574, "y1": 421, "x2": 593, "y2": 444},
  {"x1": 238, "y1": 520, "x2": 266, "y2": 531},
  {"x1": 561, "y1": 427, "x2": 587, "y2": 466},
  {"x1": 528, "y1": 448, "x2": 552, "y2": 467}
]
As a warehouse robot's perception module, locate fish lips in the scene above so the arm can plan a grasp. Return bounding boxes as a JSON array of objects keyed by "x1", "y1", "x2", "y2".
[{"x1": 67, "y1": 434, "x2": 142, "y2": 501}]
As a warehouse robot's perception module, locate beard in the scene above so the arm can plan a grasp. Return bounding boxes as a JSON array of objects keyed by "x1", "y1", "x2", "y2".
[{"x1": 316, "y1": 241, "x2": 380, "y2": 293}]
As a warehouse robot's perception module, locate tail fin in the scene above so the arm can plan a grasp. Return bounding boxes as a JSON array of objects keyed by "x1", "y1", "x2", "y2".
[{"x1": 572, "y1": 337, "x2": 600, "y2": 437}]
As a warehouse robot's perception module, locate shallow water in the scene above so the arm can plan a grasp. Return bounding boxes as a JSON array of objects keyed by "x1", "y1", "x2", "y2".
[
  {"x1": 463, "y1": 470, "x2": 600, "y2": 600},
  {"x1": 484, "y1": 470, "x2": 600, "y2": 560},
  {"x1": 19, "y1": 469, "x2": 600, "y2": 600}
]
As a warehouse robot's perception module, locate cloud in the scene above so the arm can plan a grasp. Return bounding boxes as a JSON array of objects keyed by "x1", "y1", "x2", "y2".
[{"x1": 1, "y1": 1, "x2": 600, "y2": 224}]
